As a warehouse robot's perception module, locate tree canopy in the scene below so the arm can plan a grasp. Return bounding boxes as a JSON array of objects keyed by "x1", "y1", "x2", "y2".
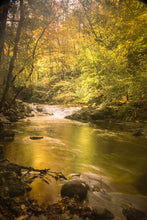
[{"x1": 0, "y1": 0, "x2": 146, "y2": 119}]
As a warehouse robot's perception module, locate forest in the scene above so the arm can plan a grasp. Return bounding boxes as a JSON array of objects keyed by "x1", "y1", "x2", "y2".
[
  {"x1": 0, "y1": 0, "x2": 147, "y2": 220},
  {"x1": 0, "y1": 0, "x2": 146, "y2": 121}
]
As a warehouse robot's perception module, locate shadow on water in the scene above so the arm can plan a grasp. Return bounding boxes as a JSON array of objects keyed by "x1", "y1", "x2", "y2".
[{"x1": 134, "y1": 172, "x2": 147, "y2": 196}]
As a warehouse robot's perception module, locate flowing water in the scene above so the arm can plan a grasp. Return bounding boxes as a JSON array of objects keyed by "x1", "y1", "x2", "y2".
[{"x1": 3, "y1": 104, "x2": 147, "y2": 207}]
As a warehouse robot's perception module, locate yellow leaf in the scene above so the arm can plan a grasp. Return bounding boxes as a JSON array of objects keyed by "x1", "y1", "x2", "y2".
[
  {"x1": 21, "y1": 204, "x2": 26, "y2": 210},
  {"x1": 15, "y1": 216, "x2": 27, "y2": 220}
]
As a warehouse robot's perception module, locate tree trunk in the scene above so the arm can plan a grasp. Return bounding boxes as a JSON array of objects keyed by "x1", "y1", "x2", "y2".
[
  {"x1": 0, "y1": 0, "x2": 24, "y2": 111},
  {"x1": 0, "y1": 0, "x2": 9, "y2": 63}
]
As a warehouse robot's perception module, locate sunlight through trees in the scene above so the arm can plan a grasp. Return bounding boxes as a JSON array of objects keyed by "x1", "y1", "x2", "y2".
[{"x1": 0, "y1": 0, "x2": 146, "y2": 114}]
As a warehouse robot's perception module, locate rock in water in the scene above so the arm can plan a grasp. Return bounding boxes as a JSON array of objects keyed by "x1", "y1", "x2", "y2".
[
  {"x1": 122, "y1": 207, "x2": 146, "y2": 220},
  {"x1": 36, "y1": 106, "x2": 43, "y2": 112},
  {"x1": 61, "y1": 180, "x2": 89, "y2": 201},
  {"x1": 93, "y1": 207, "x2": 114, "y2": 220},
  {"x1": 30, "y1": 136, "x2": 43, "y2": 140},
  {"x1": 132, "y1": 130, "x2": 143, "y2": 136}
]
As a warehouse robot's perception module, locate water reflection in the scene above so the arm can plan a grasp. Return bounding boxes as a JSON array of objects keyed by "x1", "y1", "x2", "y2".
[
  {"x1": 3, "y1": 105, "x2": 147, "y2": 201},
  {"x1": 29, "y1": 179, "x2": 61, "y2": 205}
]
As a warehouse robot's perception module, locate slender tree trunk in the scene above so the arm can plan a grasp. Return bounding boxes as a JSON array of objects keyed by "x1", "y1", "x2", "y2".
[
  {"x1": 0, "y1": 0, "x2": 9, "y2": 63},
  {"x1": 0, "y1": 0, "x2": 24, "y2": 111}
]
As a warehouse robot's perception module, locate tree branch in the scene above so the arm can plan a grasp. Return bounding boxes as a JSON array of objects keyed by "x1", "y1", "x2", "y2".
[{"x1": 78, "y1": 0, "x2": 106, "y2": 46}]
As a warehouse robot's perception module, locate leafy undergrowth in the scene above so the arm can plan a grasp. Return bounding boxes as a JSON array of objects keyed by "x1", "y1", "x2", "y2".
[{"x1": 0, "y1": 196, "x2": 95, "y2": 220}]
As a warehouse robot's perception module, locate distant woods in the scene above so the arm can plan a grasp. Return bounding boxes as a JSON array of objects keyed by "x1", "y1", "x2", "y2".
[{"x1": 0, "y1": 0, "x2": 146, "y2": 112}]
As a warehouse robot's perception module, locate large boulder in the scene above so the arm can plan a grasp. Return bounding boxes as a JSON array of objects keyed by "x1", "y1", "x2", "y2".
[{"x1": 61, "y1": 180, "x2": 89, "y2": 201}]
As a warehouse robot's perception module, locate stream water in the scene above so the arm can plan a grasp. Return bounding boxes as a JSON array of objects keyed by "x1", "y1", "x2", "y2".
[{"x1": 3, "y1": 104, "x2": 147, "y2": 209}]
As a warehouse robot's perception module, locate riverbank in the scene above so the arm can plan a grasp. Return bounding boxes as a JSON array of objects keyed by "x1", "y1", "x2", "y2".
[
  {"x1": 65, "y1": 104, "x2": 147, "y2": 136},
  {"x1": 0, "y1": 100, "x2": 34, "y2": 144}
]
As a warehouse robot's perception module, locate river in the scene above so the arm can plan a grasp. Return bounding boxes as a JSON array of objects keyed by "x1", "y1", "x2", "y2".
[{"x1": 3, "y1": 104, "x2": 147, "y2": 211}]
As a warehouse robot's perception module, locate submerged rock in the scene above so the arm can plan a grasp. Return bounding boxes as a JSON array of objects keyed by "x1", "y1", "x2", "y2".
[
  {"x1": 61, "y1": 180, "x2": 89, "y2": 201},
  {"x1": 30, "y1": 136, "x2": 43, "y2": 140},
  {"x1": 122, "y1": 207, "x2": 146, "y2": 220},
  {"x1": 132, "y1": 129, "x2": 144, "y2": 137},
  {"x1": 93, "y1": 207, "x2": 114, "y2": 220}
]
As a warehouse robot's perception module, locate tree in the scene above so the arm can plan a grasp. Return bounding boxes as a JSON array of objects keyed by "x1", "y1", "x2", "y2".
[
  {"x1": 0, "y1": 0, "x2": 61, "y2": 110},
  {"x1": 0, "y1": 0, "x2": 24, "y2": 111},
  {"x1": 73, "y1": 0, "x2": 147, "y2": 104},
  {"x1": 0, "y1": 0, "x2": 9, "y2": 63}
]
